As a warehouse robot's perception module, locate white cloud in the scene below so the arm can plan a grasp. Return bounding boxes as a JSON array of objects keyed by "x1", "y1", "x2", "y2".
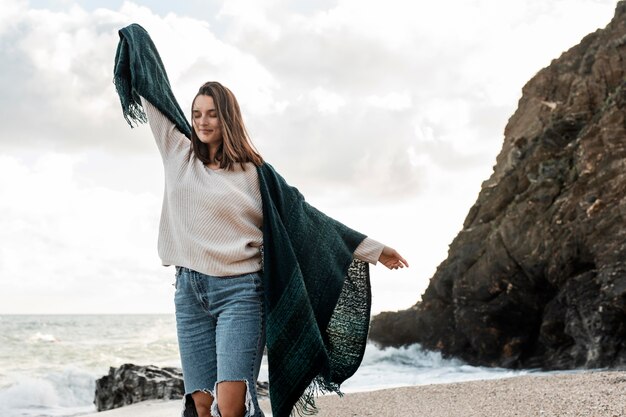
[
  {"x1": 0, "y1": 0, "x2": 27, "y2": 36},
  {"x1": 366, "y1": 92, "x2": 412, "y2": 111},
  {"x1": 309, "y1": 87, "x2": 347, "y2": 113},
  {"x1": 217, "y1": 0, "x2": 283, "y2": 43},
  {"x1": 0, "y1": 153, "x2": 172, "y2": 314}
]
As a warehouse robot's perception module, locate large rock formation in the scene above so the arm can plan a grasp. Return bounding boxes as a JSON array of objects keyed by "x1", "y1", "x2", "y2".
[{"x1": 370, "y1": 2, "x2": 626, "y2": 370}]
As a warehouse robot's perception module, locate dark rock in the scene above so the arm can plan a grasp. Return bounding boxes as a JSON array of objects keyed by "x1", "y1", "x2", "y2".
[
  {"x1": 94, "y1": 364, "x2": 184, "y2": 411},
  {"x1": 370, "y1": 2, "x2": 626, "y2": 370},
  {"x1": 94, "y1": 364, "x2": 269, "y2": 411}
]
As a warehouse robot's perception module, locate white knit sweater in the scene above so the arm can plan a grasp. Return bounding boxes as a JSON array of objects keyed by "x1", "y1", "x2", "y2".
[{"x1": 142, "y1": 97, "x2": 385, "y2": 277}]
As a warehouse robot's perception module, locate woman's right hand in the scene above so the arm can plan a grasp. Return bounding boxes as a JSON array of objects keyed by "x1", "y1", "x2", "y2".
[{"x1": 378, "y1": 246, "x2": 409, "y2": 270}]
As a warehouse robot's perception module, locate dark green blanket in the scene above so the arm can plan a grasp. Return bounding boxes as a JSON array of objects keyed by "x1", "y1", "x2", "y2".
[{"x1": 114, "y1": 23, "x2": 372, "y2": 417}]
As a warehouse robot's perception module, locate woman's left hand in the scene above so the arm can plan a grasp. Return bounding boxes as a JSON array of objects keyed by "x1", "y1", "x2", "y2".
[{"x1": 378, "y1": 246, "x2": 409, "y2": 270}]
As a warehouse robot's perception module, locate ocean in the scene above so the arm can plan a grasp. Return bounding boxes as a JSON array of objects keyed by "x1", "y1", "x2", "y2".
[{"x1": 1, "y1": 314, "x2": 542, "y2": 417}]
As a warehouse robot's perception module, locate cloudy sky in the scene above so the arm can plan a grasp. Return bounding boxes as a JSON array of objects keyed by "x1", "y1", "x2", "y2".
[{"x1": 0, "y1": 0, "x2": 618, "y2": 314}]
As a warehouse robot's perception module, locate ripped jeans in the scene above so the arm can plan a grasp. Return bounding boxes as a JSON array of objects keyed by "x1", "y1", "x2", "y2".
[{"x1": 174, "y1": 266, "x2": 266, "y2": 417}]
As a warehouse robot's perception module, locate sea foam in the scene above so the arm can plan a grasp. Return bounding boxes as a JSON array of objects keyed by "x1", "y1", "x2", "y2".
[{"x1": 0, "y1": 368, "x2": 96, "y2": 417}]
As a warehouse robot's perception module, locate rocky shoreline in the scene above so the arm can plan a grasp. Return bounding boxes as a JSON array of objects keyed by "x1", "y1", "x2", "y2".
[{"x1": 86, "y1": 370, "x2": 626, "y2": 417}]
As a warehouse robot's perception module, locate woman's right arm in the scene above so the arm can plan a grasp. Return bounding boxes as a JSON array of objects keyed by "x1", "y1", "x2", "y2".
[
  {"x1": 354, "y1": 237, "x2": 409, "y2": 270},
  {"x1": 140, "y1": 96, "x2": 189, "y2": 158}
]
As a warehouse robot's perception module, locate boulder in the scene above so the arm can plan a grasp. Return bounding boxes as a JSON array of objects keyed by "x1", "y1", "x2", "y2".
[
  {"x1": 370, "y1": 1, "x2": 626, "y2": 370},
  {"x1": 94, "y1": 363, "x2": 269, "y2": 411},
  {"x1": 94, "y1": 364, "x2": 184, "y2": 411}
]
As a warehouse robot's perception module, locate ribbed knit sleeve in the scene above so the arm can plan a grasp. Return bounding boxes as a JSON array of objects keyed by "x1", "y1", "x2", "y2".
[
  {"x1": 140, "y1": 96, "x2": 189, "y2": 158},
  {"x1": 354, "y1": 237, "x2": 385, "y2": 265}
]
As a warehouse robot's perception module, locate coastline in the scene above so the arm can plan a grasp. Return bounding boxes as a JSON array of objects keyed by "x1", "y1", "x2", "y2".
[{"x1": 80, "y1": 370, "x2": 626, "y2": 417}]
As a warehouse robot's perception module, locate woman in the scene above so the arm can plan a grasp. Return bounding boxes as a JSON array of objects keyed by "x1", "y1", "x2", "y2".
[{"x1": 115, "y1": 24, "x2": 408, "y2": 417}]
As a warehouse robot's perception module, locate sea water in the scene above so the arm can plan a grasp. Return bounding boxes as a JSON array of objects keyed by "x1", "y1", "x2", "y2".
[{"x1": 0, "y1": 314, "x2": 542, "y2": 417}]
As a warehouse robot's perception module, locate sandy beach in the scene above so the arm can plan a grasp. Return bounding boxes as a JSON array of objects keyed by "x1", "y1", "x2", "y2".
[{"x1": 81, "y1": 370, "x2": 625, "y2": 417}]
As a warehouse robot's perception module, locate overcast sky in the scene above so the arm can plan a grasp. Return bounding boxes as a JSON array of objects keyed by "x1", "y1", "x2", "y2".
[{"x1": 0, "y1": 0, "x2": 619, "y2": 314}]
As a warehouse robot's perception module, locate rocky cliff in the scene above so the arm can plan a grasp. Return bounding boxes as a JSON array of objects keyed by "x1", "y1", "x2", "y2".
[{"x1": 370, "y1": 2, "x2": 626, "y2": 369}]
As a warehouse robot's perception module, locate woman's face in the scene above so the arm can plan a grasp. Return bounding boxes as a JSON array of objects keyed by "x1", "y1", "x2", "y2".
[{"x1": 192, "y1": 95, "x2": 222, "y2": 147}]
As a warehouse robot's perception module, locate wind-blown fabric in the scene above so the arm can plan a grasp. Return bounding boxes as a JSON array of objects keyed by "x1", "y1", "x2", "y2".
[{"x1": 114, "y1": 23, "x2": 372, "y2": 417}]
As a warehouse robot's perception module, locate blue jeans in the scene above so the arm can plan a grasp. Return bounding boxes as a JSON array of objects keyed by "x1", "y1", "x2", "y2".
[{"x1": 174, "y1": 266, "x2": 266, "y2": 417}]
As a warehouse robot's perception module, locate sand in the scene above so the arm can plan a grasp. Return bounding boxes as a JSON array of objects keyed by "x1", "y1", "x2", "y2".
[{"x1": 81, "y1": 370, "x2": 626, "y2": 417}]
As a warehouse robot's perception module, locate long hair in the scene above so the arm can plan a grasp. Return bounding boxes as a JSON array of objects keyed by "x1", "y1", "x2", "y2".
[{"x1": 191, "y1": 81, "x2": 263, "y2": 170}]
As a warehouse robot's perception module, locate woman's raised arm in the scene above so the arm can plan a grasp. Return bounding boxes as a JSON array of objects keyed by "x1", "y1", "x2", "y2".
[{"x1": 140, "y1": 96, "x2": 189, "y2": 159}]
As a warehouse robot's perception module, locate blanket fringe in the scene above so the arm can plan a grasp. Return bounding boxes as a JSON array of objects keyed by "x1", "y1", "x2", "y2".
[
  {"x1": 291, "y1": 375, "x2": 343, "y2": 417},
  {"x1": 113, "y1": 73, "x2": 147, "y2": 128}
]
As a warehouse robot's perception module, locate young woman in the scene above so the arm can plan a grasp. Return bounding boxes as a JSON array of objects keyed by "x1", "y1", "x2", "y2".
[{"x1": 115, "y1": 23, "x2": 408, "y2": 417}]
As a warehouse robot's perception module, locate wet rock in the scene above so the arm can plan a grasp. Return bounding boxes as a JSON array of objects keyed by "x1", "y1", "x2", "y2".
[
  {"x1": 94, "y1": 364, "x2": 269, "y2": 411},
  {"x1": 94, "y1": 364, "x2": 184, "y2": 411},
  {"x1": 370, "y1": 2, "x2": 626, "y2": 370}
]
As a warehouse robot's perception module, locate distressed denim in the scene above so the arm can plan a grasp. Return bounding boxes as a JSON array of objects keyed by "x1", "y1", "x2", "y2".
[{"x1": 174, "y1": 266, "x2": 266, "y2": 417}]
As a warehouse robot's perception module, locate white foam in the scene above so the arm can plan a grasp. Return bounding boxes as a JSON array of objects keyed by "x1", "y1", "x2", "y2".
[
  {"x1": 0, "y1": 368, "x2": 97, "y2": 417},
  {"x1": 341, "y1": 343, "x2": 532, "y2": 392},
  {"x1": 28, "y1": 332, "x2": 58, "y2": 343}
]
